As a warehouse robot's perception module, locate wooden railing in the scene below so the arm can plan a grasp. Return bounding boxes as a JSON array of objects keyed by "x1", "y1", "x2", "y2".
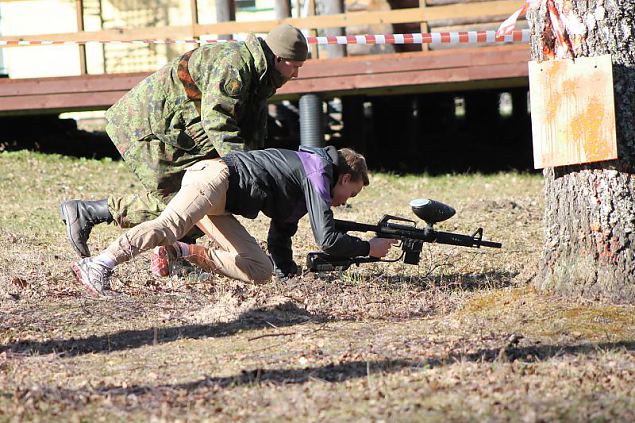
[
  {"x1": 0, "y1": 0, "x2": 525, "y2": 79},
  {"x1": 0, "y1": 1, "x2": 523, "y2": 44}
]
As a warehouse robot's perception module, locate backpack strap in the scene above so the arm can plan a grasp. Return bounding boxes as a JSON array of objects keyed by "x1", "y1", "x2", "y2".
[{"x1": 177, "y1": 49, "x2": 202, "y2": 112}]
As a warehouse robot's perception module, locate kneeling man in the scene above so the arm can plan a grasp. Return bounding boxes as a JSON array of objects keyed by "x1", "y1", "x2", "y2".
[{"x1": 71, "y1": 146, "x2": 395, "y2": 296}]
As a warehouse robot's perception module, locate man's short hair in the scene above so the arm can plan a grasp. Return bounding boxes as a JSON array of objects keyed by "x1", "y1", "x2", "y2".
[{"x1": 337, "y1": 148, "x2": 369, "y2": 186}]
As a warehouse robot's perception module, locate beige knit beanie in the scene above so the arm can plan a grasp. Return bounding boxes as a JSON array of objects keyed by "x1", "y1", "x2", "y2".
[{"x1": 265, "y1": 24, "x2": 308, "y2": 62}]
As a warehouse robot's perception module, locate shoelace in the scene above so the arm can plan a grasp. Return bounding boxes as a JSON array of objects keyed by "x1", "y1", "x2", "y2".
[{"x1": 91, "y1": 264, "x2": 113, "y2": 290}]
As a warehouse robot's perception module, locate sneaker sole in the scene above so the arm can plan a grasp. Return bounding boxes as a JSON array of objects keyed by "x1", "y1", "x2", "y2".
[
  {"x1": 150, "y1": 246, "x2": 174, "y2": 277},
  {"x1": 70, "y1": 262, "x2": 101, "y2": 297},
  {"x1": 60, "y1": 203, "x2": 90, "y2": 258}
]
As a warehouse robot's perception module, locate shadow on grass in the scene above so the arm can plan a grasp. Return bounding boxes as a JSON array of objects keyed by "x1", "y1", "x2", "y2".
[
  {"x1": 0, "y1": 300, "x2": 325, "y2": 357},
  {"x1": 5, "y1": 341, "x2": 634, "y2": 403},
  {"x1": 448, "y1": 340, "x2": 635, "y2": 364},
  {"x1": 5, "y1": 359, "x2": 419, "y2": 403},
  {"x1": 372, "y1": 270, "x2": 519, "y2": 291},
  {"x1": 120, "y1": 359, "x2": 417, "y2": 391}
]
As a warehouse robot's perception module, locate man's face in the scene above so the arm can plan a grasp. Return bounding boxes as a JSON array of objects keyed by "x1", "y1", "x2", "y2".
[
  {"x1": 332, "y1": 173, "x2": 365, "y2": 207},
  {"x1": 274, "y1": 58, "x2": 304, "y2": 85}
]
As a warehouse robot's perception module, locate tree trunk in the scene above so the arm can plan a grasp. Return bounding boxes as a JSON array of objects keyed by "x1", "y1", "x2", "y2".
[{"x1": 528, "y1": 2, "x2": 635, "y2": 302}]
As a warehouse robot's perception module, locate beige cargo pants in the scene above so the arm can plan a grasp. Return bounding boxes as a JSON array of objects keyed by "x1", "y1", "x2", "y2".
[{"x1": 104, "y1": 159, "x2": 273, "y2": 283}]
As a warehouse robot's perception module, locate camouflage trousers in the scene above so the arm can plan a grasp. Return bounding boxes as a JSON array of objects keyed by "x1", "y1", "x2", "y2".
[{"x1": 108, "y1": 190, "x2": 171, "y2": 229}]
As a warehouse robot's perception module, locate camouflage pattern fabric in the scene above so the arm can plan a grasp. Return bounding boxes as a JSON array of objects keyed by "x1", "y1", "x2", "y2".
[
  {"x1": 105, "y1": 34, "x2": 278, "y2": 227},
  {"x1": 107, "y1": 192, "x2": 166, "y2": 228}
]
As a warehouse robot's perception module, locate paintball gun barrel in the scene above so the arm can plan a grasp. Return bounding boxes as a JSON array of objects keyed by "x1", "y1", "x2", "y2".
[{"x1": 307, "y1": 199, "x2": 502, "y2": 272}]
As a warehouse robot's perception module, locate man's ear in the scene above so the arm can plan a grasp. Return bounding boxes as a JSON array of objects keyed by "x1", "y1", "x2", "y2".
[{"x1": 338, "y1": 173, "x2": 351, "y2": 185}]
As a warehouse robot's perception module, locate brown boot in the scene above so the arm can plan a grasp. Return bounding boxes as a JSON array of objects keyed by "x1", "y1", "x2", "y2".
[{"x1": 184, "y1": 244, "x2": 217, "y2": 273}]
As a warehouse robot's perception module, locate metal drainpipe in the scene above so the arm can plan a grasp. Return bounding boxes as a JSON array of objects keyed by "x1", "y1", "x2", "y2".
[{"x1": 299, "y1": 94, "x2": 324, "y2": 147}]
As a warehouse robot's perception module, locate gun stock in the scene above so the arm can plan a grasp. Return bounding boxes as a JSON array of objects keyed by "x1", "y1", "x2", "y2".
[{"x1": 306, "y1": 252, "x2": 380, "y2": 272}]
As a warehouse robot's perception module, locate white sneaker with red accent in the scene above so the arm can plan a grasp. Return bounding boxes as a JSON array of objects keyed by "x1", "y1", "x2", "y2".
[
  {"x1": 150, "y1": 245, "x2": 179, "y2": 277},
  {"x1": 71, "y1": 257, "x2": 113, "y2": 297}
]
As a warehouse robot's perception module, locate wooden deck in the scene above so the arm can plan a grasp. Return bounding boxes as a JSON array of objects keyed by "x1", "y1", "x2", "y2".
[{"x1": 0, "y1": 44, "x2": 529, "y2": 115}]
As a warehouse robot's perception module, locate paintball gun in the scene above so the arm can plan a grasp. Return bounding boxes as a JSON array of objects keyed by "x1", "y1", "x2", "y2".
[{"x1": 307, "y1": 199, "x2": 502, "y2": 272}]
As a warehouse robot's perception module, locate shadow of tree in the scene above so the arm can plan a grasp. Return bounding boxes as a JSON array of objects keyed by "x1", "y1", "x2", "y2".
[
  {"x1": 0, "y1": 300, "x2": 325, "y2": 357},
  {"x1": 6, "y1": 340, "x2": 634, "y2": 404},
  {"x1": 114, "y1": 359, "x2": 417, "y2": 392},
  {"x1": 8, "y1": 359, "x2": 419, "y2": 404},
  {"x1": 448, "y1": 340, "x2": 635, "y2": 364}
]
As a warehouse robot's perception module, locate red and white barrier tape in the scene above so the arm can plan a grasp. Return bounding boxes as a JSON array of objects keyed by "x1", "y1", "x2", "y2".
[
  {"x1": 496, "y1": 0, "x2": 575, "y2": 58},
  {"x1": 311, "y1": 30, "x2": 529, "y2": 45},
  {"x1": 497, "y1": 0, "x2": 540, "y2": 36},
  {"x1": 0, "y1": 29, "x2": 529, "y2": 48},
  {"x1": 545, "y1": 0, "x2": 574, "y2": 58}
]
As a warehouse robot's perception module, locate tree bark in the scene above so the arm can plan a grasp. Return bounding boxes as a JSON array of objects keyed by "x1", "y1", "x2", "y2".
[{"x1": 528, "y1": 1, "x2": 635, "y2": 302}]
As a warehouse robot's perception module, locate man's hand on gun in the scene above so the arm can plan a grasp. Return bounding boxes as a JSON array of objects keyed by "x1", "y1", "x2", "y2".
[{"x1": 369, "y1": 237, "x2": 397, "y2": 257}]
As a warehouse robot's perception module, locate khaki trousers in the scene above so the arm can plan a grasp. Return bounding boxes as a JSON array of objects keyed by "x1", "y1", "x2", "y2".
[{"x1": 105, "y1": 159, "x2": 273, "y2": 283}]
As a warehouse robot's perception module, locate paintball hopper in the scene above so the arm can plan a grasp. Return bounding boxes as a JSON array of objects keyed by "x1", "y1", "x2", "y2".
[{"x1": 410, "y1": 199, "x2": 456, "y2": 225}]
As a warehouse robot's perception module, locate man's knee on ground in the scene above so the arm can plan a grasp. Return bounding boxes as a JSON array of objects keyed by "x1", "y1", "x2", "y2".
[
  {"x1": 250, "y1": 271, "x2": 272, "y2": 285},
  {"x1": 238, "y1": 255, "x2": 273, "y2": 284}
]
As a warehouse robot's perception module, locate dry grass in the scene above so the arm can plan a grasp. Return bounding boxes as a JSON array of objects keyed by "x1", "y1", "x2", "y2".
[{"x1": 1, "y1": 150, "x2": 634, "y2": 422}]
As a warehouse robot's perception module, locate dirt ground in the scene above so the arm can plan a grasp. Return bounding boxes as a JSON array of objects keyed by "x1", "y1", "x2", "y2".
[{"x1": 1, "y1": 151, "x2": 634, "y2": 422}]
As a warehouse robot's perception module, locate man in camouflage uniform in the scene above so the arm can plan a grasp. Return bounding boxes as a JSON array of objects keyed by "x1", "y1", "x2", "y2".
[{"x1": 60, "y1": 24, "x2": 308, "y2": 258}]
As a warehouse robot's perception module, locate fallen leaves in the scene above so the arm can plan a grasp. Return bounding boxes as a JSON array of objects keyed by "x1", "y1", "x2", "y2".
[{"x1": 11, "y1": 277, "x2": 29, "y2": 289}]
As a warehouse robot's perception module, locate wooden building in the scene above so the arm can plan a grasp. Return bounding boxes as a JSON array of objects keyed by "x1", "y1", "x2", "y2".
[{"x1": 0, "y1": 0, "x2": 533, "y2": 172}]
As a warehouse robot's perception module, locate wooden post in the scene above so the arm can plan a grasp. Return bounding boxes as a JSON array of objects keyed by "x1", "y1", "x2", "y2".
[
  {"x1": 215, "y1": 0, "x2": 236, "y2": 40},
  {"x1": 274, "y1": 0, "x2": 291, "y2": 20},
  {"x1": 75, "y1": 0, "x2": 87, "y2": 74},
  {"x1": 273, "y1": 0, "x2": 293, "y2": 151},
  {"x1": 419, "y1": 0, "x2": 429, "y2": 52},
  {"x1": 190, "y1": 0, "x2": 199, "y2": 35},
  {"x1": 307, "y1": 0, "x2": 318, "y2": 59},
  {"x1": 97, "y1": 0, "x2": 106, "y2": 74},
  {"x1": 322, "y1": 0, "x2": 346, "y2": 58}
]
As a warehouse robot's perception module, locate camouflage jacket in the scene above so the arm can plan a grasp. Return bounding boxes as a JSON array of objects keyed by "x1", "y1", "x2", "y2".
[{"x1": 105, "y1": 34, "x2": 278, "y2": 194}]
